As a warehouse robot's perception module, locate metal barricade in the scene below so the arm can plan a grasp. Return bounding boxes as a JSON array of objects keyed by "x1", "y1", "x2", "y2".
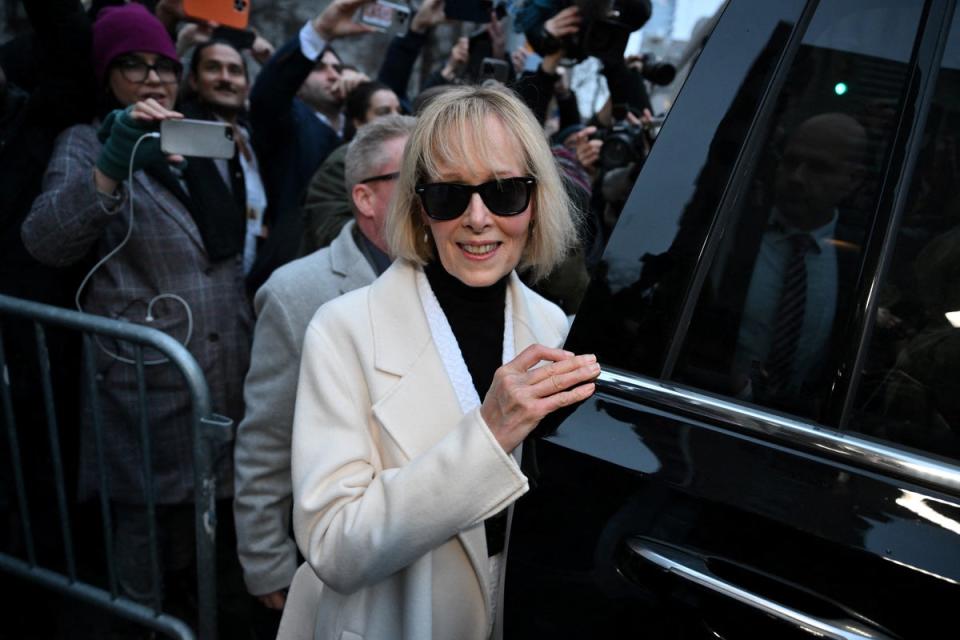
[{"x1": 0, "y1": 293, "x2": 228, "y2": 640}]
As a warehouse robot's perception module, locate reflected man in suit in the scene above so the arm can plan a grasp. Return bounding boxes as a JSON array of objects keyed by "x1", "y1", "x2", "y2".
[{"x1": 732, "y1": 113, "x2": 867, "y2": 410}]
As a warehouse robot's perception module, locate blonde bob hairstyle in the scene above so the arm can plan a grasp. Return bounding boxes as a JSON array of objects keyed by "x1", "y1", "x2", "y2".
[{"x1": 385, "y1": 84, "x2": 579, "y2": 282}]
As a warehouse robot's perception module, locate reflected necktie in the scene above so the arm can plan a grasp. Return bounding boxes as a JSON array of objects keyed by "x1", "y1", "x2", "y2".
[{"x1": 765, "y1": 233, "x2": 816, "y2": 394}]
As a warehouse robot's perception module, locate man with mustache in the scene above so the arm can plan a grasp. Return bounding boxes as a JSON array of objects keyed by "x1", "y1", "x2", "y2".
[{"x1": 181, "y1": 40, "x2": 269, "y2": 285}]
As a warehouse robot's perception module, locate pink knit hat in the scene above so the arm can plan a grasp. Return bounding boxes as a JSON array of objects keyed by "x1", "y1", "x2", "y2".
[{"x1": 92, "y1": 3, "x2": 178, "y2": 85}]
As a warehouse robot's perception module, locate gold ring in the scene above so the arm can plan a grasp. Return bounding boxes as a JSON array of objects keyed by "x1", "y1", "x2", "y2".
[{"x1": 551, "y1": 375, "x2": 561, "y2": 392}]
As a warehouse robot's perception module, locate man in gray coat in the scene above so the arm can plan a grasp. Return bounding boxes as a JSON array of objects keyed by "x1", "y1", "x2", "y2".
[{"x1": 233, "y1": 114, "x2": 416, "y2": 618}]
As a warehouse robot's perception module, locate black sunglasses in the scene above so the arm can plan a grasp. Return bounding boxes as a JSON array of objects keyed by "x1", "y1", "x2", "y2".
[{"x1": 415, "y1": 177, "x2": 536, "y2": 221}]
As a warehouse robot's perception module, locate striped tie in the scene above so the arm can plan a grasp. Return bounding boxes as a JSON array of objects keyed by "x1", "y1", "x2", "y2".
[{"x1": 764, "y1": 233, "x2": 816, "y2": 395}]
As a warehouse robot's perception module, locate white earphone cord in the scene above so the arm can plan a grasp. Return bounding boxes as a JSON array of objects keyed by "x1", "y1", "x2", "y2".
[{"x1": 75, "y1": 131, "x2": 194, "y2": 366}]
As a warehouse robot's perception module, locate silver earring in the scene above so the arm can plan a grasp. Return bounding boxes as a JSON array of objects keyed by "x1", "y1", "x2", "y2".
[{"x1": 423, "y1": 230, "x2": 429, "y2": 243}]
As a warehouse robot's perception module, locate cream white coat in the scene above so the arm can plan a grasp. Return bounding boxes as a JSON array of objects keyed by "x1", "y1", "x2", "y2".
[{"x1": 288, "y1": 259, "x2": 568, "y2": 640}]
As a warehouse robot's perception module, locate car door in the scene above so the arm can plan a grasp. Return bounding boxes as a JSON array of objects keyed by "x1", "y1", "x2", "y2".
[{"x1": 505, "y1": 0, "x2": 960, "y2": 638}]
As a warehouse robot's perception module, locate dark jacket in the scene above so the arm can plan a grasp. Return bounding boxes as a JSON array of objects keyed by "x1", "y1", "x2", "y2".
[
  {"x1": 248, "y1": 34, "x2": 343, "y2": 294},
  {"x1": 300, "y1": 142, "x2": 352, "y2": 256},
  {"x1": 376, "y1": 30, "x2": 429, "y2": 114}
]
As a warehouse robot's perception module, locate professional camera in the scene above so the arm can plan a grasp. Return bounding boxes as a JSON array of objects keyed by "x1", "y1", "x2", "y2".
[
  {"x1": 521, "y1": 0, "x2": 652, "y2": 63},
  {"x1": 637, "y1": 53, "x2": 676, "y2": 85},
  {"x1": 596, "y1": 120, "x2": 646, "y2": 170}
]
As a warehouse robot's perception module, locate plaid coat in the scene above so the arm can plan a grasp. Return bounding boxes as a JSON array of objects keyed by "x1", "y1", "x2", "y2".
[{"x1": 22, "y1": 123, "x2": 253, "y2": 504}]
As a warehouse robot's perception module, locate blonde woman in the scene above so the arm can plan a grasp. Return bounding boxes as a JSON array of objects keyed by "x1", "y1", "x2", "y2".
[{"x1": 286, "y1": 84, "x2": 599, "y2": 640}]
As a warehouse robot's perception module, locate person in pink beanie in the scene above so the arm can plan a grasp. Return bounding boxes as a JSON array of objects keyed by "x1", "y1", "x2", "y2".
[{"x1": 21, "y1": 3, "x2": 254, "y2": 636}]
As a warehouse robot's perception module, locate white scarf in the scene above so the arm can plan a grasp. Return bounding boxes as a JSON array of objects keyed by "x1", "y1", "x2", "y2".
[{"x1": 415, "y1": 268, "x2": 515, "y2": 414}]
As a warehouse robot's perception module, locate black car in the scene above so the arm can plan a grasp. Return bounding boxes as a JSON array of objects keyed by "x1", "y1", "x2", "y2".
[{"x1": 506, "y1": 0, "x2": 960, "y2": 638}]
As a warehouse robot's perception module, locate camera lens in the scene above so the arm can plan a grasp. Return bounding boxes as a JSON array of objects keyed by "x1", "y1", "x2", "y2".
[{"x1": 602, "y1": 136, "x2": 633, "y2": 170}]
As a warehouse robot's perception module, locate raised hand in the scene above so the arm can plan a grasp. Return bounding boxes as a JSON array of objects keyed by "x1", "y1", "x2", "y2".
[
  {"x1": 441, "y1": 37, "x2": 469, "y2": 81},
  {"x1": 313, "y1": 0, "x2": 379, "y2": 42},
  {"x1": 94, "y1": 100, "x2": 185, "y2": 192},
  {"x1": 251, "y1": 33, "x2": 276, "y2": 63},
  {"x1": 411, "y1": 0, "x2": 447, "y2": 34},
  {"x1": 545, "y1": 6, "x2": 582, "y2": 39},
  {"x1": 572, "y1": 126, "x2": 602, "y2": 177},
  {"x1": 481, "y1": 344, "x2": 599, "y2": 453},
  {"x1": 332, "y1": 68, "x2": 370, "y2": 102}
]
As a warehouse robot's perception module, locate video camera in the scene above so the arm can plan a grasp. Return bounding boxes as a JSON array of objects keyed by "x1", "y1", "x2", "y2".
[{"x1": 524, "y1": 0, "x2": 652, "y2": 63}]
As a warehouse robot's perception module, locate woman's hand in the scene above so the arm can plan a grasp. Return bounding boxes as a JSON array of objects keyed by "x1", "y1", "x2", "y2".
[
  {"x1": 481, "y1": 344, "x2": 600, "y2": 453},
  {"x1": 94, "y1": 100, "x2": 184, "y2": 194},
  {"x1": 129, "y1": 99, "x2": 186, "y2": 164}
]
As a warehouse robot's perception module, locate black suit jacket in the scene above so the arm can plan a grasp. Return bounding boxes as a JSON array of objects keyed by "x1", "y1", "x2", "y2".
[{"x1": 679, "y1": 204, "x2": 863, "y2": 407}]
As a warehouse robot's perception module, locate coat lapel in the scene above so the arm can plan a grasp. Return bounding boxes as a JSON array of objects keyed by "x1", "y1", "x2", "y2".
[
  {"x1": 509, "y1": 270, "x2": 565, "y2": 353},
  {"x1": 366, "y1": 262, "x2": 562, "y2": 625},
  {"x1": 368, "y1": 261, "x2": 451, "y2": 459},
  {"x1": 329, "y1": 221, "x2": 378, "y2": 296},
  {"x1": 134, "y1": 169, "x2": 206, "y2": 252}
]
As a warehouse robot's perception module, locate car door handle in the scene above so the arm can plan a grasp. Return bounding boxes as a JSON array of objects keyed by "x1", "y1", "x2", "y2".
[{"x1": 626, "y1": 537, "x2": 898, "y2": 640}]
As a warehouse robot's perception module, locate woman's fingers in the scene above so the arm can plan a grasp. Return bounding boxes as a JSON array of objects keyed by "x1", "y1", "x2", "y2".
[
  {"x1": 545, "y1": 381, "x2": 596, "y2": 411},
  {"x1": 131, "y1": 99, "x2": 183, "y2": 122},
  {"x1": 507, "y1": 343, "x2": 575, "y2": 373},
  {"x1": 526, "y1": 352, "x2": 595, "y2": 384},
  {"x1": 528, "y1": 356, "x2": 600, "y2": 398},
  {"x1": 482, "y1": 347, "x2": 599, "y2": 452}
]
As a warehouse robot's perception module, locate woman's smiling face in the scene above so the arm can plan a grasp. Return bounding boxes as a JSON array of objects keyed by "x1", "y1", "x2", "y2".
[{"x1": 424, "y1": 115, "x2": 532, "y2": 288}]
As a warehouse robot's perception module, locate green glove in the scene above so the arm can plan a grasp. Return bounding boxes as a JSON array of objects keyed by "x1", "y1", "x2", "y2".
[{"x1": 96, "y1": 107, "x2": 165, "y2": 182}]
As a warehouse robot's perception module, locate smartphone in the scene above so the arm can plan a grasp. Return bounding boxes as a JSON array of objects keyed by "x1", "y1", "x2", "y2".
[
  {"x1": 161, "y1": 119, "x2": 236, "y2": 159},
  {"x1": 211, "y1": 25, "x2": 257, "y2": 50},
  {"x1": 183, "y1": 0, "x2": 251, "y2": 30},
  {"x1": 356, "y1": 0, "x2": 412, "y2": 36},
  {"x1": 479, "y1": 57, "x2": 509, "y2": 83}
]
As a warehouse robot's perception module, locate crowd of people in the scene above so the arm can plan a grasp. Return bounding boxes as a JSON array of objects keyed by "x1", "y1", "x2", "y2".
[{"x1": 0, "y1": 0, "x2": 661, "y2": 638}]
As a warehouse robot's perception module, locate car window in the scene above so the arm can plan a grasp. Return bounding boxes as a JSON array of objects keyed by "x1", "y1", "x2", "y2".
[
  {"x1": 846, "y1": 8, "x2": 960, "y2": 460},
  {"x1": 565, "y1": 0, "x2": 812, "y2": 373},
  {"x1": 671, "y1": 0, "x2": 924, "y2": 423}
]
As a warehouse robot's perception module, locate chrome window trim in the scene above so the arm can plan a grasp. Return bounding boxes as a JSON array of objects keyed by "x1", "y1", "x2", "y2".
[{"x1": 598, "y1": 368, "x2": 960, "y2": 494}]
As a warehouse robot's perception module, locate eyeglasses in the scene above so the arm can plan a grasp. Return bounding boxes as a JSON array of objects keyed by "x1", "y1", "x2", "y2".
[
  {"x1": 415, "y1": 177, "x2": 536, "y2": 221},
  {"x1": 114, "y1": 56, "x2": 182, "y2": 84},
  {"x1": 359, "y1": 171, "x2": 399, "y2": 185}
]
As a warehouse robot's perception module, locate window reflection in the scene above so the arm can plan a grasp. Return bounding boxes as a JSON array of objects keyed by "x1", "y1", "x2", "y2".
[
  {"x1": 674, "y1": 0, "x2": 922, "y2": 421},
  {"x1": 850, "y1": 9, "x2": 960, "y2": 459}
]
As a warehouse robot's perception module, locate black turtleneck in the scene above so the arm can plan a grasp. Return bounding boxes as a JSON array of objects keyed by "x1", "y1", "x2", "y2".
[
  {"x1": 423, "y1": 260, "x2": 510, "y2": 556},
  {"x1": 424, "y1": 260, "x2": 508, "y2": 398}
]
